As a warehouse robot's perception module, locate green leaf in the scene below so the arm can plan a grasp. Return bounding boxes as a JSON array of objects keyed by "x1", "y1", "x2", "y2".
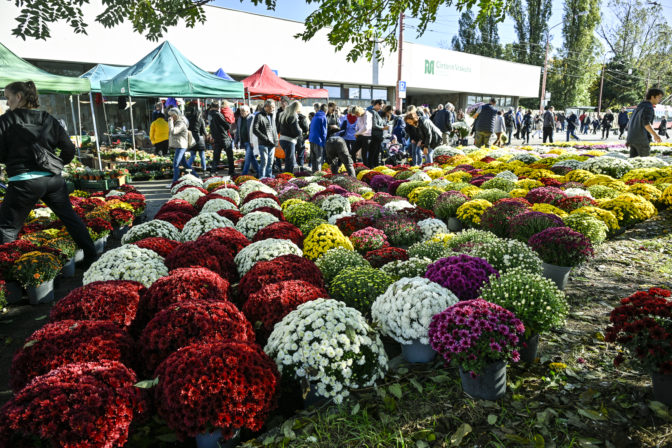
[
  {"x1": 410, "y1": 377, "x2": 423, "y2": 393},
  {"x1": 262, "y1": 435, "x2": 277, "y2": 446},
  {"x1": 504, "y1": 434, "x2": 530, "y2": 444},
  {"x1": 449, "y1": 423, "x2": 472, "y2": 446},
  {"x1": 533, "y1": 433, "x2": 545, "y2": 448},
  {"x1": 397, "y1": 367, "x2": 409, "y2": 375},
  {"x1": 282, "y1": 419, "x2": 296, "y2": 439},
  {"x1": 648, "y1": 401, "x2": 672, "y2": 420},
  {"x1": 155, "y1": 433, "x2": 178, "y2": 443},
  {"x1": 429, "y1": 374, "x2": 451, "y2": 383},
  {"x1": 388, "y1": 383, "x2": 403, "y2": 399},
  {"x1": 34, "y1": 315, "x2": 47, "y2": 321},
  {"x1": 487, "y1": 414, "x2": 497, "y2": 425},
  {"x1": 134, "y1": 377, "x2": 159, "y2": 389},
  {"x1": 23, "y1": 339, "x2": 37, "y2": 349},
  {"x1": 577, "y1": 408, "x2": 607, "y2": 421},
  {"x1": 351, "y1": 403, "x2": 360, "y2": 415}
]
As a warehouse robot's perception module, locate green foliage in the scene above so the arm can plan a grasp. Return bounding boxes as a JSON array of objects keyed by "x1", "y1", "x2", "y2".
[
  {"x1": 328, "y1": 266, "x2": 393, "y2": 313},
  {"x1": 407, "y1": 241, "x2": 451, "y2": 261},
  {"x1": 316, "y1": 247, "x2": 371, "y2": 285}
]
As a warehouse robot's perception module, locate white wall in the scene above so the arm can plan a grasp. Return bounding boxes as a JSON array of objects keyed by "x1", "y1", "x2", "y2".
[
  {"x1": 402, "y1": 43, "x2": 541, "y2": 98},
  {"x1": 0, "y1": 1, "x2": 396, "y2": 86}
]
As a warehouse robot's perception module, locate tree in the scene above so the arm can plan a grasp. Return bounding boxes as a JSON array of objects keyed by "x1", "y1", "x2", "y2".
[
  {"x1": 509, "y1": 0, "x2": 553, "y2": 65},
  {"x1": 451, "y1": 11, "x2": 502, "y2": 58},
  {"x1": 546, "y1": 0, "x2": 601, "y2": 109},
  {"x1": 7, "y1": 0, "x2": 512, "y2": 62},
  {"x1": 590, "y1": 58, "x2": 647, "y2": 108}
]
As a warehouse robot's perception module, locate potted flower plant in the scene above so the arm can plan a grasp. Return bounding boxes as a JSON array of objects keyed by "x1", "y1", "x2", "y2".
[
  {"x1": 11, "y1": 251, "x2": 63, "y2": 304},
  {"x1": 429, "y1": 299, "x2": 525, "y2": 400},
  {"x1": 372, "y1": 277, "x2": 459, "y2": 363},
  {"x1": 480, "y1": 268, "x2": 569, "y2": 362},
  {"x1": 424, "y1": 254, "x2": 499, "y2": 301},
  {"x1": 528, "y1": 226, "x2": 594, "y2": 290},
  {"x1": 605, "y1": 288, "x2": 672, "y2": 405}
]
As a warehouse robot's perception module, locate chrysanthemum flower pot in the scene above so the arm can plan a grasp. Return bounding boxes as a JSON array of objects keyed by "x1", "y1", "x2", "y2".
[
  {"x1": 459, "y1": 361, "x2": 507, "y2": 401},
  {"x1": 195, "y1": 428, "x2": 240, "y2": 448},
  {"x1": 60, "y1": 258, "x2": 76, "y2": 278},
  {"x1": 541, "y1": 263, "x2": 572, "y2": 290},
  {"x1": 27, "y1": 279, "x2": 55, "y2": 305},
  {"x1": 518, "y1": 333, "x2": 540, "y2": 364},
  {"x1": 401, "y1": 339, "x2": 436, "y2": 363},
  {"x1": 652, "y1": 372, "x2": 672, "y2": 406},
  {"x1": 447, "y1": 217, "x2": 462, "y2": 232},
  {"x1": 94, "y1": 238, "x2": 106, "y2": 256}
]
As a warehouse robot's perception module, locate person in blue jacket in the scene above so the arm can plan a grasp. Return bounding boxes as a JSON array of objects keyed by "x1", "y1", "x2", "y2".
[
  {"x1": 309, "y1": 103, "x2": 328, "y2": 172},
  {"x1": 340, "y1": 106, "x2": 359, "y2": 158}
]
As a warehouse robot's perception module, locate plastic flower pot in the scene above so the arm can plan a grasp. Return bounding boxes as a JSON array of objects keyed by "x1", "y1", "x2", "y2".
[
  {"x1": 541, "y1": 263, "x2": 572, "y2": 290},
  {"x1": 652, "y1": 372, "x2": 672, "y2": 406},
  {"x1": 459, "y1": 361, "x2": 507, "y2": 400},
  {"x1": 5, "y1": 281, "x2": 24, "y2": 304},
  {"x1": 303, "y1": 383, "x2": 323, "y2": 409},
  {"x1": 447, "y1": 217, "x2": 463, "y2": 232},
  {"x1": 74, "y1": 249, "x2": 84, "y2": 263},
  {"x1": 518, "y1": 333, "x2": 540, "y2": 364},
  {"x1": 94, "y1": 238, "x2": 106, "y2": 256},
  {"x1": 401, "y1": 339, "x2": 437, "y2": 363},
  {"x1": 113, "y1": 225, "x2": 130, "y2": 240},
  {"x1": 196, "y1": 428, "x2": 240, "y2": 448},
  {"x1": 60, "y1": 258, "x2": 76, "y2": 278},
  {"x1": 27, "y1": 279, "x2": 55, "y2": 305}
]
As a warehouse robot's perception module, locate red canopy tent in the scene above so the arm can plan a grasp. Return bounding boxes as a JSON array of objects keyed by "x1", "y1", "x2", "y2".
[{"x1": 242, "y1": 64, "x2": 329, "y2": 100}]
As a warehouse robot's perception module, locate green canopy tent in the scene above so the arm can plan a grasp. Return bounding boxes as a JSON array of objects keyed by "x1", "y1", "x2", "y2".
[
  {"x1": 81, "y1": 64, "x2": 128, "y2": 148},
  {"x1": 0, "y1": 42, "x2": 91, "y2": 164},
  {"x1": 101, "y1": 41, "x2": 244, "y2": 155}
]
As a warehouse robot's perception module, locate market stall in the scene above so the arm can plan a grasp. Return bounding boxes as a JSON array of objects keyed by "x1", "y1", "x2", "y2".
[
  {"x1": 241, "y1": 64, "x2": 329, "y2": 100},
  {"x1": 100, "y1": 41, "x2": 245, "y2": 156}
]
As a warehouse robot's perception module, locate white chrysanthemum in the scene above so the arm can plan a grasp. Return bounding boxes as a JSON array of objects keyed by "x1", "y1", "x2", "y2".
[
  {"x1": 234, "y1": 238, "x2": 302, "y2": 276},
  {"x1": 121, "y1": 220, "x2": 180, "y2": 244},
  {"x1": 371, "y1": 277, "x2": 458, "y2": 345},
  {"x1": 328, "y1": 211, "x2": 355, "y2": 225},
  {"x1": 211, "y1": 187, "x2": 241, "y2": 206},
  {"x1": 433, "y1": 146, "x2": 465, "y2": 157},
  {"x1": 180, "y1": 213, "x2": 235, "y2": 241},
  {"x1": 302, "y1": 184, "x2": 326, "y2": 195},
  {"x1": 83, "y1": 246, "x2": 168, "y2": 287},
  {"x1": 239, "y1": 180, "x2": 277, "y2": 200},
  {"x1": 495, "y1": 170, "x2": 518, "y2": 181},
  {"x1": 564, "y1": 188, "x2": 593, "y2": 199},
  {"x1": 170, "y1": 175, "x2": 203, "y2": 195},
  {"x1": 240, "y1": 198, "x2": 282, "y2": 215},
  {"x1": 203, "y1": 176, "x2": 233, "y2": 189},
  {"x1": 200, "y1": 198, "x2": 238, "y2": 214},
  {"x1": 319, "y1": 195, "x2": 352, "y2": 218},
  {"x1": 417, "y1": 218, "x2": 449, "y2": 240},
  {"x1": 265, "y1": 298, "x2": 388, "y2": 404},
  {"x1": 235, "y1": 211, "x2": 279, "y2": 239},
  {"x1": 383, "y1": 200, "x2": 415, "y2": 212},
  {"x1": 628, "y1": 156, "x2": 669, "y2": 169},
  {"x1": 105, "y1": 190, "x2": 124, "y2": 198},
  {"x1": 172, "y1": 188, "x2": 205, "y2": 206},
  {"x1": 408, "y1": 171, "x2": 432, "y2": 182}
]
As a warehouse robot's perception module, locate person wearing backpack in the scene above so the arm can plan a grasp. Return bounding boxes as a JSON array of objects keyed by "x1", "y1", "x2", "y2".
[
  {"x1": 503, "y1": 108, "x2": 515, "y2": 146},
  {"x1": 0, "y1": 81, "x2": 97, "y2": 267}
]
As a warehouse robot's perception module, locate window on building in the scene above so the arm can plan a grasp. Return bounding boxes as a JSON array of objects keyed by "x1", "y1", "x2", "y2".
[
  {"x1": 346, "y1": 85, "x2": 360, "y2": 99},
  {"x1": 323, "y1": 84, "x2": 341, "y2": 98},
  {"x1": 360, "y1": 86, "x2": 372, "y2": 100},
  {"x1": 372, "y1": 88, "x2": 388, "y2": 101}
]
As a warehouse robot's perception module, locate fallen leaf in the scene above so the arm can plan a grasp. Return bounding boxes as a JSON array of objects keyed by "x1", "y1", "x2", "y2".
[
  {"x1": 450, "y1": 423, "x2": 472, "y2": 446},
  {"x1": 578, "y1": 408, "x2": 607, "y2": 421},
  {"x1": 487, "y1": 414, "x2": 497, "y2": 425},
  {"x1": 388, "y1": 383, "x2": 403, "y2": 400}
]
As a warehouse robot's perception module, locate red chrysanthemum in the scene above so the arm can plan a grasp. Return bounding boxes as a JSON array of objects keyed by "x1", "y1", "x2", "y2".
[
  {"x1": 216, "y1": 208, "x2": 244, "y2": 224},
  {"x1": 50, "y1": 280, "x2": 146, "y2": 328},
  {"x1": 252, "y1": 221, "x2": 303, "y2": 247},
  {"x1": 195, "y1": 193, "x2": 238, "y2": 211},
  {"x1": 154, "y1": 211, "x2": 193, "y2": 231},
  {"x1": 135, "y1": 267, "x2": 230, "y2": 331},
  {"x1": 154, "y1": 341, "x2": 279, "y2": 439},
  {"x1": 164, "y1": 238, "x2": 237, "y2": 282},
  {"x1": 242, "y1": 280, "x2": 327, "y2": 340},
  {"x1": 364, "y1": 246, "x2": 409, "y2": 268},
  {"x1": 241, "y1": 191, "x2": 280, "y2": 206},
  {"x1": 197, "y1": 227, "x2": 250, "y2": 257},
  {"x1": 138, "y1": 299, "x2": 254, "y2": 376},
  {"x1": 156, "y1": 199, "x2": 198, "y2": 217},
  {"x1": 9, "y1": 320, "x2": 135, "y2": 392},
  {"x1": 131, "y1": 237, "x2": 181, "y2": 258},
  {"x1": 238, "y1": 254, "x2": 324, "y2": 300},
  {"x1": 0, "y1": 361, "x2": 145, "y2": 448}
]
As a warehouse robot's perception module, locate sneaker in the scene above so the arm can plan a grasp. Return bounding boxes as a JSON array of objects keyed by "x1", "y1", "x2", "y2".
[{"x1": 166, "y1": 183, "x2": 173, "y2": 189}]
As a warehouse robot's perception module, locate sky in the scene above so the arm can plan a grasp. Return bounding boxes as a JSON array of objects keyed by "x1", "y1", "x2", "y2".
[{"x1": 212, "y1": 0, "x2": 572, "y2": 52}]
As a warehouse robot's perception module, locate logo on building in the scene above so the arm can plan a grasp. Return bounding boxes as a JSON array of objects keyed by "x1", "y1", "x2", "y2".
[
  {"x1": 424, "y1": 59, "x2": 435, "y2": 75},
  {"x1": 424, "y1": 59, "x2": 472, "y2": 76}
]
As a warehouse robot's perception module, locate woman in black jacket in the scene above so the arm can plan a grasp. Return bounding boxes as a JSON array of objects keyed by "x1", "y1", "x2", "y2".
[
  {"x1": 405, "y1": 112, "x2": 441, "y2": 165},
  {"x1": 277, "y1": 100, "x2": 303, "y2": 174},
  {"x1": 0, "y1": 81, "x2": 97, "y2": 267},
  {"x1": 186, "y1": 102, "x2": 207, "y2": 173}
]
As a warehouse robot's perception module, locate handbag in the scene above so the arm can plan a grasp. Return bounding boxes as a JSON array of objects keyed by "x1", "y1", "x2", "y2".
[
  {"x1": 275, "y1": 145, "x2": 285, "y2": 159},
  {"x1": 187, "y1": 130, "x2": 196, "y2": 149}
]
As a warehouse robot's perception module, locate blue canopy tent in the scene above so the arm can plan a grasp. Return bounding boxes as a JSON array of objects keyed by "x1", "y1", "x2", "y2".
[
  {"x1": 80, "y1": 64, "x2": 129, "y2": 154},
  {"x1": 214, "y1": 68, "x2": 236, "y2": 81}
]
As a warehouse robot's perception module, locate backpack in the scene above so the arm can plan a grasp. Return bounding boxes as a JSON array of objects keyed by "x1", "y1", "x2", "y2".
[
  {"x1": 13, "y1": 114, "x2": 64, "y2": 175},
  {"x1": 504, "y1": 112, "x2": 514, "y2": 128}
]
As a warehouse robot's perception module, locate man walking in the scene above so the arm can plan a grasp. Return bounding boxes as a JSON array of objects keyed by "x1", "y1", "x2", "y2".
[
  {"x1": 566, "y1": 112, "x2": 580, "y2": 142},
  {"x1": 542, "y1": 106, "x2": 555, "y2": 143},
  {"x1": 504, "y1": 108, "x2": 515, "y2": 145},
  {"x1": 252, "y1": 99, "x2": 279, "y2": 178},
  {"x1": 369, "y1": 99, "x2": 388, "y2": 168},
  {"x1": 472, "y1": 98, "x2": 497, "y2": 147},
  {"x1": 432, "y1": 102, "x2": 454, "y2": 145},
  {"x1": 627, "y1": 88, "x2": 663, "y2": 158},
  {"x1": 309, "y1": 103, "x2": 328, "y2": 172},
  {"x1": 618, "y1": 108, "x2": 629, "y2": 140},
  {"x1": 514, "y1": 106, "x2": 523, "y2": 139}
]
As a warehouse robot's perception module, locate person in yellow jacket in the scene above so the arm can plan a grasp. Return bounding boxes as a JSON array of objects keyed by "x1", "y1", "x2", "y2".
[{"x1": 150, "y1": 113, "x2": 169, "y2": 156}]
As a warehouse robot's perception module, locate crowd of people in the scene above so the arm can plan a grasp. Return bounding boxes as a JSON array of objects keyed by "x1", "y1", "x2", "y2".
[{"x1": 147, "y1": 89, "x2": 670, "y2": 182}]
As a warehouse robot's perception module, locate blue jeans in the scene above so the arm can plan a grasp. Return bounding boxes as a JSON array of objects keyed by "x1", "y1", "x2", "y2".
[
  {"x1": 425, "y1": 147, "x2": 434, "y2": 164},
  {"x1": 310, "y1": 143, "x2": 324, "y2": 172},
  {"x1": 506, "y1": 127, "x2": 513, "y2": 145},
  {"x1": 172, "y1": 148, "x2": 197, "y2": 182},
  {"x1": 258, "y1": 145, "x2": 274, "y2": 178},
  {"x1": 198, "y1": 150, "x2": 207, "y2": 172},
  {"x1": 567, "y1": 128, "x2": 579, "y2": 141},
  {"x1": 241, "y1": 142, "x2": 260, "y2": 176},
  {"x1": 411, "y1": 143, "x2": 422, "y2": 166},
  {"x1": 279, "y1": 140, "x2": 296, "y2": 174}
]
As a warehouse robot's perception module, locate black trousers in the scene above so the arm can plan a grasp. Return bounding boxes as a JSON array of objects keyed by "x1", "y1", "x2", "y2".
[
  {"x1": 326, "y1": 137, "x2": 356, "y2": 177},
  {"x1": 212, "y1": 140, "x2": 234, "y2": 174},
  {"x1": 542, "y1": 127, "x2": 554, "y2": 143},
  {"x1": 154, "y1": 140, "x2": 169, "y2": 156},
  {"x1": 0, "y1": 175, "x2": 96, "y2": 259},
  {"x1": 368, "y1": 136, "x2": 383, "y2": 168},
  {"x1": 355, "y1": 135, "x2": 371, "y2": 165}
]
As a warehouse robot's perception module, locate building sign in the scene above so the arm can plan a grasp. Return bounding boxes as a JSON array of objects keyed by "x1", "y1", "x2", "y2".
[
  {"x1": 424, "y1": 59, "x2": 472, "y2": 76},
  {"x1": 398, "y1": 80, "x2": 406, "y2": 99}
]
